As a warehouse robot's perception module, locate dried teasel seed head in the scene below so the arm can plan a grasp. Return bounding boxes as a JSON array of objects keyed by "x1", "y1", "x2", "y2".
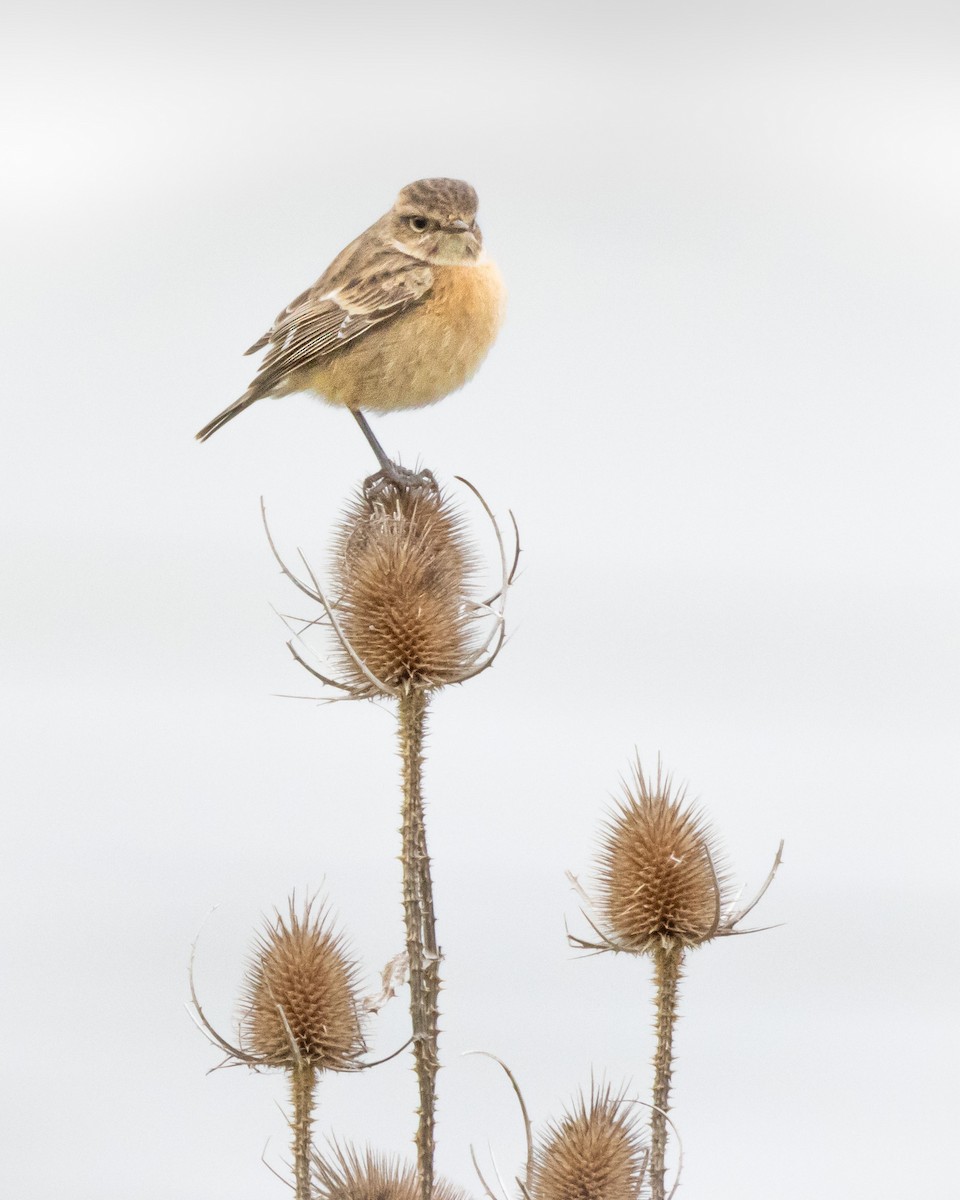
[
  {"x1": 532, "y1": 1085, "x2": 647, "y2": 1200},
  {"x1": 313, "y1": 1144, "x2": 471, "y2": 1200},
  {"x1": 241, "y1": 897, "x2": 366, "y2": 1070},
  {"x1": 596, "y1": 760, "x2": 725, "y2": 952},
  {"x1": 330, "y1": 485, "x2": 479, "y2": 693}
]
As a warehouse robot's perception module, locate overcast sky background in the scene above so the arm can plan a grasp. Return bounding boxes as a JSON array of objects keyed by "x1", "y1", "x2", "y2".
[{"x1": 2, "y1": 3, "x2": 958, "y2": 1197}]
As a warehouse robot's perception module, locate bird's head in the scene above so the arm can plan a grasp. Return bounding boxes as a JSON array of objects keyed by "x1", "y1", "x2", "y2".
[{"x1": 389, "y1": 178, "x2": 484, "y2": 264}]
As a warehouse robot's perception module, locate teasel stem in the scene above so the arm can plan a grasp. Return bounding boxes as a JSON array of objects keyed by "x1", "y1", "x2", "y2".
[
  {"x1": 290, "y1": 1061, "x2": 318, "y2": 1200},
  {"x1": 650, "y1": 942, "x2": 683, "y2": 1200},
  {"x1": 398, "y1": 685, "x2": 439, "y2": 1200}
]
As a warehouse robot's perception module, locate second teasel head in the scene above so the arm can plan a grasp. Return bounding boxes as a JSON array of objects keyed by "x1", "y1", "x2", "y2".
[
  {"x1": 595, "y1": 760, "x2": 726, "y2": 953},
  {"x1": 241, "y1": 896, "x2": 367, "y2": 1071}
]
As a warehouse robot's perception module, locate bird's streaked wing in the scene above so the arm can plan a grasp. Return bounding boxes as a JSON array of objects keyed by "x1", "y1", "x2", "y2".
[{"x1": 242, "y1": 254, "x2": 433, "y2": 399}]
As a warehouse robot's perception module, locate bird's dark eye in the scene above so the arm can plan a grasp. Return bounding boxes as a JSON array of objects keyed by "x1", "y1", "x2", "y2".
[{"x1": 408, "y1": 216, "x2": 429, "y2": 232}]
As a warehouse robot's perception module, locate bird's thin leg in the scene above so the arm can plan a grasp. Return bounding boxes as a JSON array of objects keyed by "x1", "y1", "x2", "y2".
[
  {"x1": 351, "y1": 409, "x2": 437, "y2": 496},
  {"x1": 351, "y1": 409, "x2": 394, "y2": 472}
]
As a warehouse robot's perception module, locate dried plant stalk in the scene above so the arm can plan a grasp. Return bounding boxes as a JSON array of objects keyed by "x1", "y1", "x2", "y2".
[
  {"x1": 290, "y1": 1062, "x2": 317, "y2": 1200},
  {"x1": 398, "y1": 686, "x2": 440, "y2": 1200},
  {"x1": 325, "y1": 482, "x2": 507, "y2": 1200},
  {"x1": 263, "y1": 478, "x2": 516, "y2": 1200},
  {"x1": 649, "y1": 945, "x2": 681, "y2": 1200}
]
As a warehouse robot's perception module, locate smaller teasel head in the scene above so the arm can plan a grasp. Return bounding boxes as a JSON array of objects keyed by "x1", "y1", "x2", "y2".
[
  {"x1": 531, "y1": 1085, "x2": 648, "y2": 1200},
  {"x1": 190, "y1": 895, "x2": 369, "y2": 1076},
  {"x1": 313, "y1": 1144, "x2": 471, "y2": 1200},
  {"x1": 596, "y1": 759, "x2": 724, "y2": 953},
  {"x1": 240, "y1": 896, "x2": 367, "y2": 1071},
  {"x1": 569, "y1": 757, "x2": 784, "y2": 956}
]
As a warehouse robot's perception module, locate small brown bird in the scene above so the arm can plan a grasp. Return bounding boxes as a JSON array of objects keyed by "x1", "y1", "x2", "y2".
[{"x1": 196, "y1": 178, "x2": 505, "y2": 473}]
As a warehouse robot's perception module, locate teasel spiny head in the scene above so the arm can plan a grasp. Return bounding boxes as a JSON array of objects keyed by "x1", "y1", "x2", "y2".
[
  {"x1": 190, "y1": 895, "x2": 369, "y2": 1076},
  {"x1": 331, "y1": 484, "x2": 477, "y2": 691},
  {"x1": 531, "y1": 1084, "x2": 648, "y2": 1200},
  {"x1": 313, "y1": 1143, "x2": 472, "y2": 1200},
  {"x1": 239, "y1": 895, "x2": 367, "y2": 1070},
  {"x1": 263, "y1": 478, "x2": 514, "y2": 700},
  {"x1": 593, "y1": 759, "x2": 725, "y2": 954},
  {"x1": 569, "y1": 758, "x2": 784, "y2": 956}
]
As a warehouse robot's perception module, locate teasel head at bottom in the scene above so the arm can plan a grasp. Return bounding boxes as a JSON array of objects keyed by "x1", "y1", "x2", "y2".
[
  {"x1": 531, "y1": 1084, "x2": 649, "y2": 1200},
  {"x1": 468, "y1": 1055, "x2": 650, "y2": 1200},
  {"x1": 313, "y1": 1144, "x2": 472, "y2": 1200}
]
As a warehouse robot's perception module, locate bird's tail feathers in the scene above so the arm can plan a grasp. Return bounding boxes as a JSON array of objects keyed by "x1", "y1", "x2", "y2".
[{"x1": 195, "y1": 391, "x2": 258, "y2": 442}]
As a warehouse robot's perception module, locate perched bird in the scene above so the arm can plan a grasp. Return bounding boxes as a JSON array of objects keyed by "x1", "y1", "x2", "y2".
[{"x1": 195, "y1": 178, "x2": 505, "y2": 475}]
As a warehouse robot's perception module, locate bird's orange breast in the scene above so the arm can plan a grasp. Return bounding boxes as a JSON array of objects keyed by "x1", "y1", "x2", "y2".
[{"x1": 294, "y1": 260, "x2": 505, "y2": 413}]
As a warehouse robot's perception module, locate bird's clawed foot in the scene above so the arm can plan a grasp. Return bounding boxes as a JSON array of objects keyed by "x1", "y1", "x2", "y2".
[
  {"x1": 352, "y1": 410, "x2": 438, "y2": 499},
  {"x1": 362, "y1": 462, "x2": 439, "y2": 501}
]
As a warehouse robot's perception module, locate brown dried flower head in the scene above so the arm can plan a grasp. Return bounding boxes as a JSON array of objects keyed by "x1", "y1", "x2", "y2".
[
  {"x1": 241, "y1": 897, "x2": 366, "y2": 1070},
  {"x1": 596, "y1": 760, "x2": 725, "y2": 952},
  {"x1": 331, "y1": 486, "x2": 479, "y2": 693},
  {"x1": 532, "y1": 1085, "x2": 647, "y2": 1200},
  {"x1": 313, "y1": 1144, "x2": 471, "y2": 1200}
]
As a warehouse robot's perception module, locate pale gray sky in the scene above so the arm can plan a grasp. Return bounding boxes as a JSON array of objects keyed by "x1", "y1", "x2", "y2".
[{"x1": 2, "y1": 4, "x2": 958, "y2": 1198}]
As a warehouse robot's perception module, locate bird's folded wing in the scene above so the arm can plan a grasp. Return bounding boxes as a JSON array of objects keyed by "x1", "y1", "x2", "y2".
[{"x1": 243, "y1": 259, "x2": 434, "y2": 394}]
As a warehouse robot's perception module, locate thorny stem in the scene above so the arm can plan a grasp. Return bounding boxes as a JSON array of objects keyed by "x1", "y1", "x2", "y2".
[
  {"x1": 290, "y1": 1062, "x2": 317, "y2": 1200},
  {"x1": 398, "y1": 687, "x2": 439, "y2": 1200},
  {"x1": 650, "y1": 943, "x2": 683, "y2": 1200}
]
